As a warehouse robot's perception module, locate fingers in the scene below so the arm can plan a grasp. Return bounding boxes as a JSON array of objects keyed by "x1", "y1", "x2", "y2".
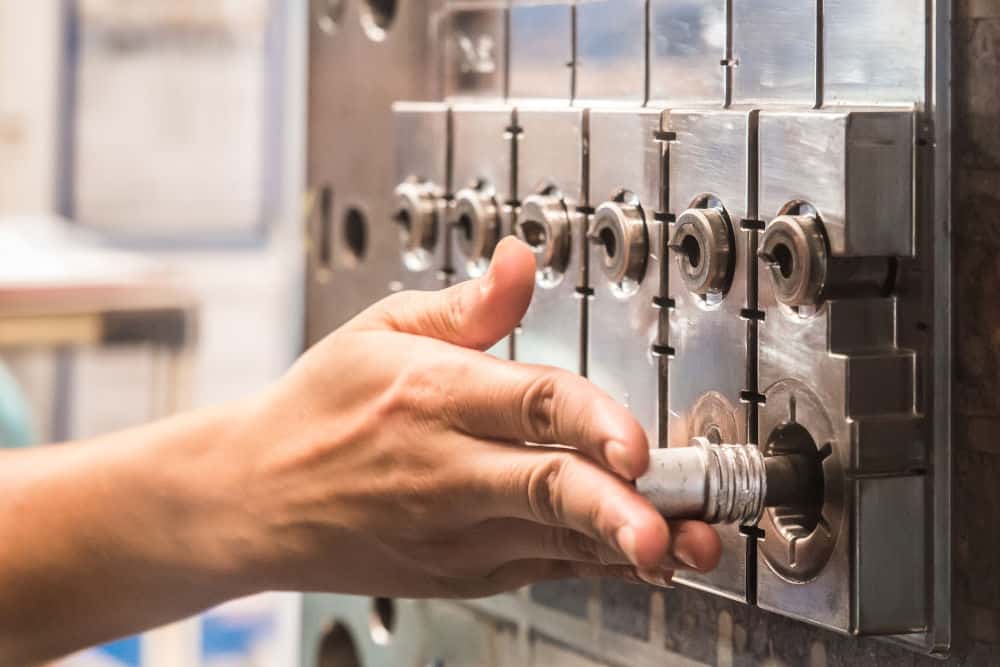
[
  {"x1": 443, "y1": 356, "x2": 650, "y2": 480},
  {"x1": 473, "y1": 448, "x2": 671, "y2": 572},
  {"x1": 345, "y1": 237, "x2": 536, "y2": 350},
  {"x1": 453, "y1": 519, "x2": 631, "y2": 567}
]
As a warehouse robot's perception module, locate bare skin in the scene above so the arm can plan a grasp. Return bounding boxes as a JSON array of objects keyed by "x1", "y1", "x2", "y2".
[{"x1": 0, "y1": 237, "x2": 721, "y2": 664}]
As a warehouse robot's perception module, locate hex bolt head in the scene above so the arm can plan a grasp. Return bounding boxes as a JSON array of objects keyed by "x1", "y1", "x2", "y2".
[
  {"x1": 670, "y1": 207, "x2": 734, "y2": 298},
  {"x1": 759, "y1": 213, "x2": 828, "y2": 308},
  {"x1": 515, "y1": 193, "x2": 572, "y2": 287},
  {"x1": 393, "y1": 180, "x2": 442, "y2": 271},
  {"x1": 452, "y1": 184, "x2": 501, "y2": 278},
  {"x1": 589, "y1": 200, "x2": 649, "y2": 291}
]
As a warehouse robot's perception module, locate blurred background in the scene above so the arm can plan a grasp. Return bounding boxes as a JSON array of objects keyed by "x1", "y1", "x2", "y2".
[{"x1": 0, "y1": 0, "x2": 307, "y2": 664}]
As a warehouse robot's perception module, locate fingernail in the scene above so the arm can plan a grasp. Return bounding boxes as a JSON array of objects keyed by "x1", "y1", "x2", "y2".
[
  {"x1": 671, "y1": 544, "x2": 700, "y2": 571},
  {"x1": 604, "y1": 440, "x2": 633, "y2": 479},
  {"x1": 616, "y1": 525, "x2": 639, "y2": 565},
  {"x1": 638, "y1": 569, "x2": 674, "y2": 588}
]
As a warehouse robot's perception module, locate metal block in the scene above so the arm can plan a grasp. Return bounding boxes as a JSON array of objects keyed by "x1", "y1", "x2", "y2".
[
  {"x1": 586, "y1": 108, "x2": 664, "y2": 447},
  {"x1": 392, "y1": 102, "x2": 452, "y2": 290},
  {"x1": 443, "y1": 4, "x2": 507, "y2": 101},
  {"x1": 575, "y1": 0, "x2": 646, "y2": 105},
  {"x1": 509, "y1": 1, "x2": 574, "y2": 102},
  {"x1": 648, "y1": 0, "x2": 727, "y2": 106},
  {"x1": 759, "y1": 110, "x2": 916, "y2": 258},
  {"x1": 513, "y1": 108, "x2": 586, "y2": 373},
  {"x1": 824, "y1": 0, "x2": 926, "y2": 107},
  {"x1": 663, "y1": 110, "x2": 757, "y2": 602},
  {"x1": 450, "y1": 104, "x2": 515, "y2": 358},
  {"x1": 755, "y1": 109, "x2": 925, "y2": 632},
  {"x1": 732, "y1": 0, "x2": 817, "y2": 106}
]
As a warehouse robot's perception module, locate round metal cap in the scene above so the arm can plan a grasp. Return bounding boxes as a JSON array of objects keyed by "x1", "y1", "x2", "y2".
[
  {"x1": 759, "y1": 214, "x2": 828, "y2": 307},
  {"x1": 452, "y1": 186, "x2": 501, "y2": 278},
  {"x1": 393, "y1": 181, "x2": 441, "y2": 272},
  {"x1": 670, "y1": 207, "x2": 734, "y2": 297},
  {"x1": 589, "y1": 200, "x2": 649, "y2": 289},
  {"x1": 515, "y1": 193, "x2": 572, "y2": 287}
]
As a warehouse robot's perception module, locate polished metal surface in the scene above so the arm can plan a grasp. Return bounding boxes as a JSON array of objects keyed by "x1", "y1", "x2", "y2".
[
  {"x1": 731, "y1": 0, "x2": 817, "y2": 106},
  {"x1": 514, "y1": 108, "x2": 586, "y2": 373},
  {"x1": 638, "y1": 439, "x2": 767, "y2": 524},
  {"x1": 586, "y1": 109, "x2": 662, "y2": 443},
  {"x1": 758, "y1": 111, "x2": 915, "y2": 258},
  {"x1": 648, "y1": 0, "x2": 726, "y2": 107},
  {"x1": 508, "y1": 1, "x2": 574, "y2": 102},
  {"x1": 823, "y1": 0, "x2": 926, "y2": 107},
  {"x1": 575, "y1": 0, "x2": 646, "y2": 105},
  {"x1": 665, "y1": 109, "x2": 756, "y2": 602}
]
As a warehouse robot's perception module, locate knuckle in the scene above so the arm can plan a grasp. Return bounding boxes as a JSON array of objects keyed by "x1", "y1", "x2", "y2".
[
  {"x1": 519, "y1": 371, "x2": 563, "y2": 441},
  {"x1": 526, "y1": 455, "x2": 571, "y2": 525}
]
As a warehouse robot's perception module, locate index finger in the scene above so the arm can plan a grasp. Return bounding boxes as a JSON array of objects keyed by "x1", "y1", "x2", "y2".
[{"x1": 441, "y1": 353, "x2": 650, "y2": 480}]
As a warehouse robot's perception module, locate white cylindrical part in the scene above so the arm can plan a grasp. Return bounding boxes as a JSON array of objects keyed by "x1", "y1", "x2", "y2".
[{"x1": 637, "y1": 439, "x2": 767, "y2": 524}]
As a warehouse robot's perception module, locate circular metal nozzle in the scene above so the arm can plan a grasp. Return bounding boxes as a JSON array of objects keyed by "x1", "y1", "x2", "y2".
[
  {"x1": 758, "y1": 213, "x2": 828, "y2": 307},
  {"x1": 637, "y1": 438, "x2": 767, "y2": 524},
  {"x1": 670, "y1": 207, "x2": 734, "y2": 297},
  {"x1": 393, "y1": 180, "x2": 442, "y2": 271},
  {"x1": 515, "y1": 193, "x2": 572, "y2": 287},
  {"x1": 589, "y1": 199, "x2": 649, "y2": 290},
  {"x1": 452, "y1": 183, "x2": 502, "y2": 278}
]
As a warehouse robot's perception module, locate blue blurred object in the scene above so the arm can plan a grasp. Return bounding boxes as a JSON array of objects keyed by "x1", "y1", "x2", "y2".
[{"x1": 0, "y1": 362, "x2": 34, "y2": 448}]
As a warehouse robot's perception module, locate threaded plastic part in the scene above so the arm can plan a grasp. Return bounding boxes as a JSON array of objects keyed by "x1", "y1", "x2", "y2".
[{"x1": 694, "y1": 439, "x2": 767, "y2": 524}]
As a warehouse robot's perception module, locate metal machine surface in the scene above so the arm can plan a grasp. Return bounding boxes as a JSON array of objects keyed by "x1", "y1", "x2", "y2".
[{"x1": 303, "y1": 0, "x2": 960, "y2": 664}]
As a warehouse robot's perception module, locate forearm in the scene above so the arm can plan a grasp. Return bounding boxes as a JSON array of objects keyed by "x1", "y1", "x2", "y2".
[{"x1": 0, "y1": 403, "x2": 259, "y2": 665}]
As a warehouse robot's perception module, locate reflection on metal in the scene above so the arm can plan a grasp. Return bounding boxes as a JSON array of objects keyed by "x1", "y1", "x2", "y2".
[{"x1": 304, "y1": 0, "x2": 952, "y2": 661}]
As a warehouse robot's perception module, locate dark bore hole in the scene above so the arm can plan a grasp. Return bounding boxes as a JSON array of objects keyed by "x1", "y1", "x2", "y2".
[
  {"x1": 364, "y1": 0, "x2": 397, "y2": 30},
  {"x1": 764, "y1": 422, "x2": 824, "y2": 541},
  {"x1": 370, "y1": 597, "x2": 396, "y2": 645},
  {"x1": 318, "y1": 623, "x2": 361, "y2": 667},
  {"x1": 599, "y1": 227, "x2": 617, "y2": 260},
  {"x1": 344, "y1": 208, "x2": 369, "y2": 261},
  {"x1": 680, "y1": 234, "x2": 702, "y2": 269},
  {"x1": 520, "y1": 219, "x2": 548, "y2": 250},
  {"x1": 395, "y1": 208, "x2": 412, "y2": 233},
  {"x1": 773, "y1": 243, "x2": 795, "y2": 280},
  {"x1": 458, "y1": 213, "x2": 474, "y2": 242}
]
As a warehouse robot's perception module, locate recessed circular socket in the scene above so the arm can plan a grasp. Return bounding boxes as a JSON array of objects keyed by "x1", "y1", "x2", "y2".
[
  {"x1": 670, "y1": 206, "x2": 735, "y2": 302},
  {"x1": 316, "y1": 0, "x2": 347, "y2": 35},
  {"x1": 759, "y1": 380, "x2": 844, "y2": 584},
  {"x1": 452, "y1": 183, "x2": 501, "y2": 278},
  {"x1": 759, "y1": 213, "x2": 828, "y2": 308},
  {"x1": 343, "y1": 207, "x2": 369, "y2": 264},
  {"x1": 318, "y1": 622, "x2": 362, "y2": 667},
  {"x1": 361, "y1": 0, "x2": 397, "y2": 41},
  {"x1": 589, "y1": 197, "x2": 648, "y2": 295},
  {"x1": 516, "y1": 193, "x2": 572, "y2": 288},
  {"x1": 369, "y1": 597, "x2": 396, "y2": 646},
  {"x1": 394, "y1": 180, "x2": 441, "y2": 272}
]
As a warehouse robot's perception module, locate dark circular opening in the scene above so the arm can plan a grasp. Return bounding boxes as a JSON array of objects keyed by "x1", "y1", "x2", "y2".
[
  {"x1": 394, "y1": 208, "x2": 412, "y2": 233},
  {"x1": 370, "y1": 597, "x2": 396, "y2": 645},
  {"x1": 765, "y1": 422, "x2": 824, "y2": 540},
  {"x1": 519, "y1": 219, "x2": 548, "y2": 250},
  {"x1": 344, "y1": 208, "x2": 369, "y2": 261},
  {"x1": 316, "y1": 0, "x2": 346, "y2": 34},
  {"x1": 704, "y1": 425, "x2": 724, "y2": 445},
  {"x1": 773, "y1": 243, "x2": 795, "y2": 280},
  {"x1": 680, "y1": 234, "x2": 702, "y2": 269},
  {"x1": 457, "y1": 213, "x2": 474, "y2": 242},
  {"x1": 598, "y1": 227, "x2": 617, "y2": 260},
  {"x1": 362, "y1": 0, "x2": 397, "y2": 39},
  {"x1": 317, "y1": 623, "x2": 361, "y2": 667},
  {"x1": 318, "y1": 186, "x2": 334, "y2": 267}
]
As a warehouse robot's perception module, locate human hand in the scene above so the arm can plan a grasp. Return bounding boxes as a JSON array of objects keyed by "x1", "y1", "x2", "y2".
[{"x1": 231, "y1": 237, "x2": 721, "y2": 597}]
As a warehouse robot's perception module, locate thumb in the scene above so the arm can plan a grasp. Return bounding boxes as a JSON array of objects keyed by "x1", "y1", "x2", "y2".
[{"x1": 346, "y1": 236, "x2": 536, "y2": 350}]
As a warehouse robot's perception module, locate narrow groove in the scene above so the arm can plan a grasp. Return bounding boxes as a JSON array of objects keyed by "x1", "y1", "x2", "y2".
[{"x1": 815, "y1": 0, "x2": 824, "y2": 109}]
